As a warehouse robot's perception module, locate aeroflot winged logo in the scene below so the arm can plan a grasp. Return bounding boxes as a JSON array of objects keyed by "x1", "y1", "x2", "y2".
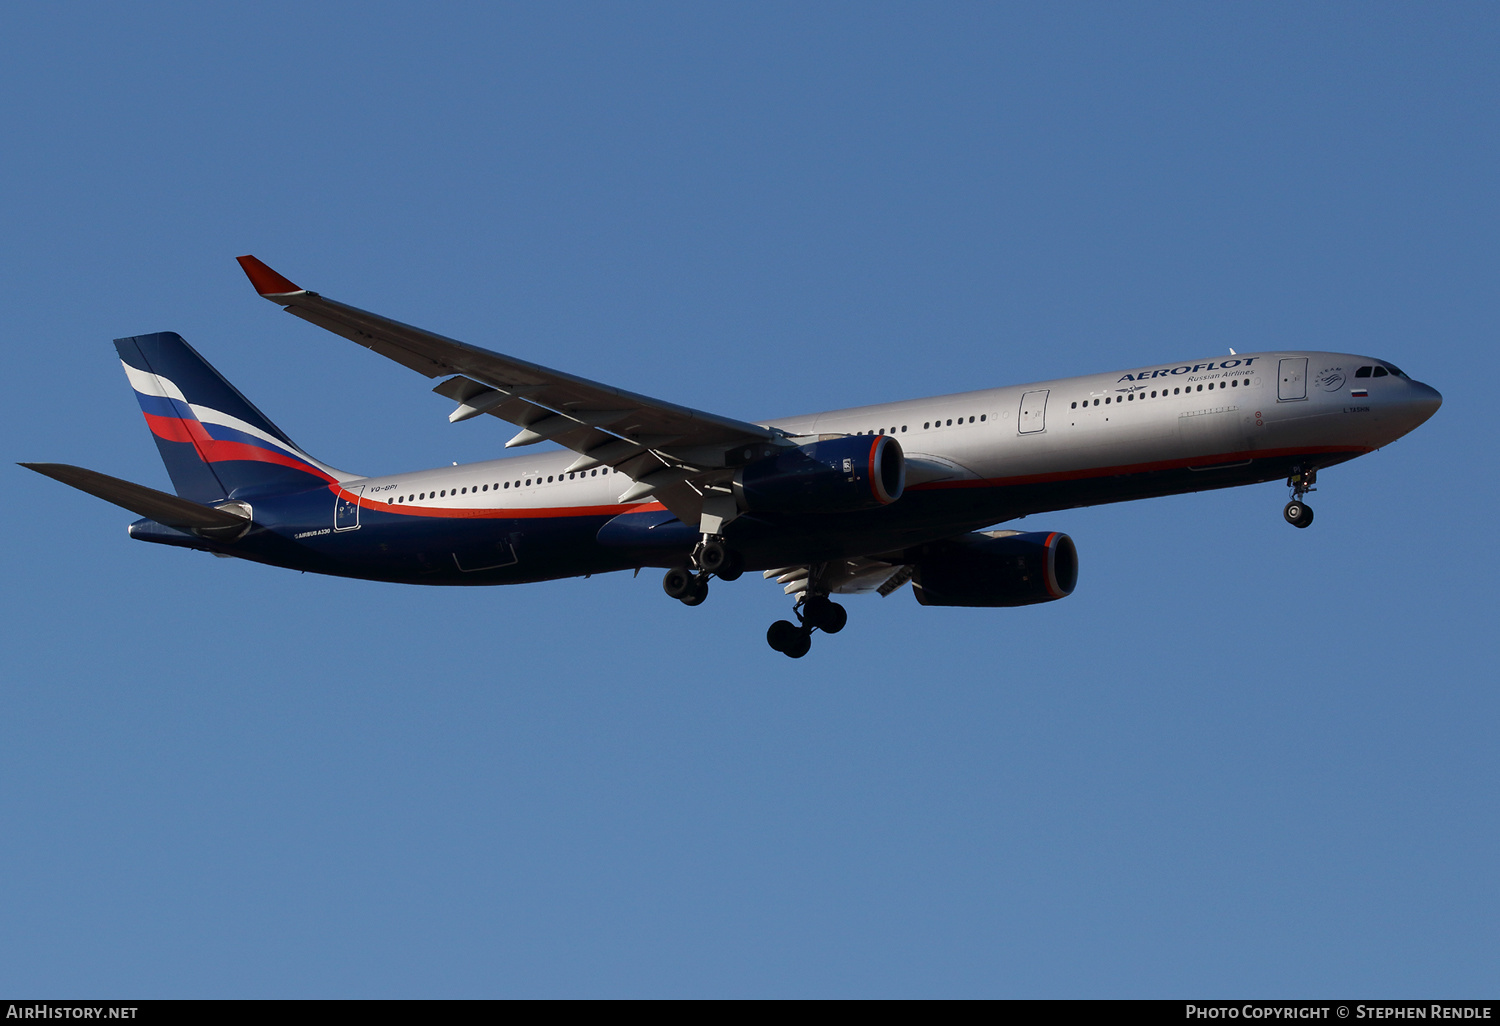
[{"x1": 1117, "y1": 357, "x2": 1260, "y2": 383}]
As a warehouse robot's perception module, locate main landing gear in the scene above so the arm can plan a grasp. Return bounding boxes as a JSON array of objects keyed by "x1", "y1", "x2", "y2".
[
  {"x1": 1283, "y1": 466, "x2": 1317, "y2": 528},
  {"x1": 662, "y1": 545, "x2": 850, "y2": 659},
  {"x1": 766, "y1": 594, "x2": 847, "y2": 659},
  {"x1": 661, "y1": 534, "x2": 745, "y2": 607}
]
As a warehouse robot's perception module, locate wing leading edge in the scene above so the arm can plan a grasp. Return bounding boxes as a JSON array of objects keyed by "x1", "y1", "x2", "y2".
[{"x1": 236, "y1": 256, "x2": 783, "y2": 525}]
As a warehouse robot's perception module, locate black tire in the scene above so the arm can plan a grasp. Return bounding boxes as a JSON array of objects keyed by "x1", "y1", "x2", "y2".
[
  {"x1": 817, "y1": 601, "x2": 848, "y2": 634},
  {"x1": 715, "y1": 551, "x2": 744, "y2": 582},
  {"x1": 698, "y1": 539, "x2": 728, "y2": 573},
  {"x1": 680, "y1": 580, "x2": 708, "y2": 606},
  {"x1": 767, "y1": 619, "x2": 800, "y2": 653},
  {"x1": 783, "y1": 631, "x2": 811, "y2": 658},
  {"x1": 662, "y1": 566, "x2": 695, "y2": 599},
  {"x1": 1283, "y1": 501, "x2": 1314, "y2": 528},
  {"x1": 803, "y1": 597, "x2": 848, "y2": 634}
]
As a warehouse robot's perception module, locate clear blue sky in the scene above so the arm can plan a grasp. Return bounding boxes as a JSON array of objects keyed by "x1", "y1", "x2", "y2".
[{"x1": 2, "y1": 2, "x2": 1496, "y2": 998}]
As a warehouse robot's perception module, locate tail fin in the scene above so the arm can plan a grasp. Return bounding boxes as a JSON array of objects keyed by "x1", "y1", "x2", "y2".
[{"x1": 115, "y1": 332, "x2": 352, "y2": 502}]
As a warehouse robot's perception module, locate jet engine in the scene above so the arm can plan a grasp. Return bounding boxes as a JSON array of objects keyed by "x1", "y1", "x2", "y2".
[
  {"x1": 733, "y1": 435, "x2": 904, "y2": 514},
  {"x1": 911, "y1": 530, "x2": 1078, "y2": 607}
]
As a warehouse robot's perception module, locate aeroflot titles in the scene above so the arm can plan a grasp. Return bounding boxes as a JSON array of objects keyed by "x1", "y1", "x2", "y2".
[{"x1": 1118, "y1": 357, "x2": 1261, "y2": 383}]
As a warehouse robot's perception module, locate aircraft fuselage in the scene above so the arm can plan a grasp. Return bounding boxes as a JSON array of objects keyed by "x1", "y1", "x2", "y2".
[{"x1": 130, "y1": 349, "x2": 1441, "y2": 584}]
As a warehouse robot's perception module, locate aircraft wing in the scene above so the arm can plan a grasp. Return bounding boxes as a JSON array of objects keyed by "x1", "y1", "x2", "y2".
[{"x1": 237, "y1": 256, "x2": 783, "y2": 523}]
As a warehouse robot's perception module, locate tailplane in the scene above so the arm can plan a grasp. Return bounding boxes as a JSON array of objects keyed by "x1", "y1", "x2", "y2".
[
  {"x1": 20, "y1": 463, "x2": 254, "y2": 540},
  {"x1": 115, "y1": 332, "x2": 353, "y2": 501}
]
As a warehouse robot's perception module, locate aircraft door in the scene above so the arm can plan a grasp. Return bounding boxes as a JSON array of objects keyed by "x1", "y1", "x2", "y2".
[
  {"x1": 334, "y1": 485, "x2": 364, "y2": 531},
  {"x1": 1018, "y1": 390, "x2": 1049, "y2": 434},
  {"x1": 1278, "y1": 358, "x2": 1308, "y2": 401}
]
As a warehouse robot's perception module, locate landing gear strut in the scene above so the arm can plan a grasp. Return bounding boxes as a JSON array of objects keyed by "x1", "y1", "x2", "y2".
[
  {"x1": 766, "y1": 592, "x2": 847, "y2": 659},
  {"x1": 1284, "y1": 466, "x2": 1317, "y2": 529}
]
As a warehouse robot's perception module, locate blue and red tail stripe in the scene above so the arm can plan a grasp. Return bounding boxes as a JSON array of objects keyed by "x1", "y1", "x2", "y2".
[{"x1": 116, "y1": 332, "x2": 353, "y2": 502}]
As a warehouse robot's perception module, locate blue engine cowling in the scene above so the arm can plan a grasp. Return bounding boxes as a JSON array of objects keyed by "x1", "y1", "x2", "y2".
[
  {"x1": 911, "y1": 530, "x2": 1078, "y2": 607},
  {"x1": 733, "y1": 435, "x2": 905, "y2": 514}
]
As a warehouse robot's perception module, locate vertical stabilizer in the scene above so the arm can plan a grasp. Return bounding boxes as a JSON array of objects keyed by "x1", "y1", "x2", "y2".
[{"x1": 115, "y1": 332, "x2": 352, "y2": 502}]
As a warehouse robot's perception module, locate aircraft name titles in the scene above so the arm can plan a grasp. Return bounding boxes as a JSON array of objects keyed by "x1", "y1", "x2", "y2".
[{"x1": 1118, "y1": 357, "x2": 1259, "y2": 383}]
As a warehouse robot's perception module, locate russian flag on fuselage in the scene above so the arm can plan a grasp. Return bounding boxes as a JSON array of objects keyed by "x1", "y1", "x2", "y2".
[{"x1": 115, "y1": 332, "x2": 352, "y2": 503}]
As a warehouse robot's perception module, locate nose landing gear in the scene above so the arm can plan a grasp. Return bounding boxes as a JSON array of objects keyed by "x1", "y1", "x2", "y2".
[
  {"x1": 1283, "y1": 467, "x2": 1317, "y2": 528},
  {"x1": 1283, "y1": 500, "x2": 1314, "y2": 528}
]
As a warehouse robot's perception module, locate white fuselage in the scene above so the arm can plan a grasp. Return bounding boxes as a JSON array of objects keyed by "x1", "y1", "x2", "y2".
[{"x1": 349, "y1": 350, "x2": 1440, "y2": 520}]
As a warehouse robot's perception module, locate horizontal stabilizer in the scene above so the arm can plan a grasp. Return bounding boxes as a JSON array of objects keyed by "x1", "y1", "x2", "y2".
[{"x1": 20, "y1": 463, "x2": 254, "y2": 539}]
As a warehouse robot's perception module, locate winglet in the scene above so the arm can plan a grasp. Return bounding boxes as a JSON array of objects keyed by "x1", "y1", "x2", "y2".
[{"x1": 236, "y1": 255, "x2": 305, "y2": 298}]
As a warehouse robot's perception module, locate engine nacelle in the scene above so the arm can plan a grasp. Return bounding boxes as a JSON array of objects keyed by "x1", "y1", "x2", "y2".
[
  {"x1": 733, "y1": 435, "x2": 904, "y2": 514},
  {"x1": 911, "y1": 530, "x2": 1078, "y2": 607}
]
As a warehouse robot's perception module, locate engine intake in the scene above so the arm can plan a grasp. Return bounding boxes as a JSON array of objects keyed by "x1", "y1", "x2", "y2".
[
  {"x1": 734, "y1": 435, "x2": 904, "y2": 514},
  {"x1": 912, "y1": 530, "x2": 1078, "y2": 607}
]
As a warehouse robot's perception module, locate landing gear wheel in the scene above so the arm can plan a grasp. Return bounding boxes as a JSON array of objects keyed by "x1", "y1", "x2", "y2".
[
  {"x1": 1283, "y1": 500, "x2": 1314, "y2": 528},
  {"x1": 697, "y1": 538, "x2": 729, "y2": 574},
  {"x1": 715, "y1": 551, "x2": 744, "y2": 582},
  {"x1": 802, "y1": 597, "x2": 847, "y2": 634},
  {"x1": 679, "y1": 579, "x2": 709, "y2": 606},
  {"x1": 767, "y1": 619, "x2": 810, "y2": 657},
  {"x1": 662, "y1": 566, "x2": 696, "y2": 599}
]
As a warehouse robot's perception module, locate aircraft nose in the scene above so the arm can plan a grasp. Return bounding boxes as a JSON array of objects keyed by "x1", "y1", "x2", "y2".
[{"x1": 1406, "y1": 380, "x2": 1442, "y2": 425}]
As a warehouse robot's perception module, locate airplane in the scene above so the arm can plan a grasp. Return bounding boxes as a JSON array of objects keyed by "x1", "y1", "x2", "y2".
[{"x1": 23, "y1": 257, "x2": 1442, "y2": 658}]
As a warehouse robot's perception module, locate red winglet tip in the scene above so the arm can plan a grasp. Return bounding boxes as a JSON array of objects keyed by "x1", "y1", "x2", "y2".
[{"x1": 236, "y1": 255, "x2": 302, "y2": 296}]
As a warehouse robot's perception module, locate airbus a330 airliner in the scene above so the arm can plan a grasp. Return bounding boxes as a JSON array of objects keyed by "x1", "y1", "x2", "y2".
[{"x1": 25, "y1": 257, "x2": 1442, "y2": 657}]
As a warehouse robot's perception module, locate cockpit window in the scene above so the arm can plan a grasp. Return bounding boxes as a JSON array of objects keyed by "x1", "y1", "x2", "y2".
[
  {"x1": 1372, "y1": 366, "x2": 1388, "y2": 378},
  {"x1": 1384, "y1": 364, "x2": 1407, "y2": 377},
  {"x1": 1355, "y1": 366, "x2": 1373, "y2": 378}
]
